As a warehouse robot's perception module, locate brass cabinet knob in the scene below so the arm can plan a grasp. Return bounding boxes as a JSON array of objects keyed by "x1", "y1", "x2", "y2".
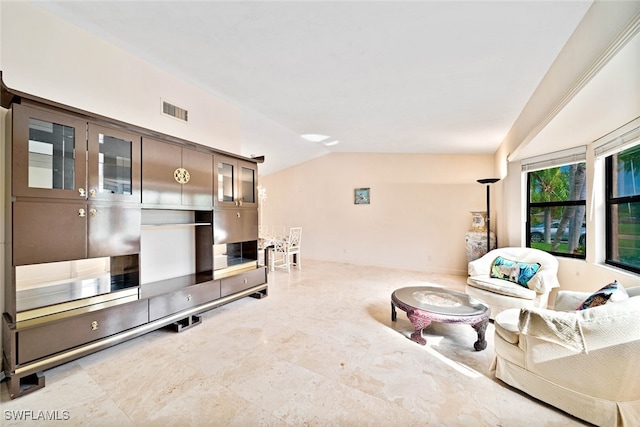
[
  {"x1": 89, "y1": 209, "x2": 97, "y2": 216},
  {"x1": 89, "y1": 189, "x2": 96, "y2": 198},
  {"x1": 78, "y1": 208, "x2": 86, "y2": 217},
  {"x1": 187, "y1": 294, "x2": 192, "y2": 302},
  {"x1": 78, "y1": 188, "x2": 86, "y2": 197},
  {"x1": 236, "y1": 212, "x2": 241, "y2": 218},
  {"x1": 91, "y1": 321, "x2": 98, "y2": 331}
]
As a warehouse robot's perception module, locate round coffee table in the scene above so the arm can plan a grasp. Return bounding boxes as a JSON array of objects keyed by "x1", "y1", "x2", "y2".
[{"x1": 391, "y1": 286, "x2": 489, "y2": 351}]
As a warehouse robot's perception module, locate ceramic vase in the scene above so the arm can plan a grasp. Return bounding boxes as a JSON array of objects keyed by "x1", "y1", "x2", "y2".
[{"x1": 465, "y1": 211, "x2": 496, "y2": 262}]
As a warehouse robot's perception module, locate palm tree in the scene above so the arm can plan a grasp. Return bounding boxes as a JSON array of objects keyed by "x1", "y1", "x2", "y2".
[
  {"x1": 530, "y1": 167, "x2": 568, "y2": 243},
  {"x1": 551, "y1": 163, "x2": 586, "y2": 253}
]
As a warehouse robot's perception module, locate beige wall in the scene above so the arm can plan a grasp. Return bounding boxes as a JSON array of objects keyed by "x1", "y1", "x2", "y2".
[
  {"x1": 0, "y1": 1, "x2": 240, "y2": 154},
  {"x1": 495, "y1": 2, "x2": 640, "y2": 296},
  {"x1": 260, "y1": 152, "x2": 496, "y2": 275}
]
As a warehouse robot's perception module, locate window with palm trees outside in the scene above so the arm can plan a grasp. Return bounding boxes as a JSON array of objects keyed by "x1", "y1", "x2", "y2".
[
  {"x1": 527, "y1": 163, "x2": 587, "y2": 258},
  {"x1": 606, "y1": 144, "x2": 640, "y2": 273}
]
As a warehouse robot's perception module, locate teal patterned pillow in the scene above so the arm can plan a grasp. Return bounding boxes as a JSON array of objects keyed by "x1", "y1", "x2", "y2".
[
  {"x1": 576, "y1": 280, "x2": 628, "y2": 310},
  {"x1": 490, "y1": 256, "x2": 541, "y2": 288}
]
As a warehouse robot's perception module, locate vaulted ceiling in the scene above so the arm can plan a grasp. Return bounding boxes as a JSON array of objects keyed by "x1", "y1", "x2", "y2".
[{"x1": 33, "y1": 1, "x2": 596, "y2": 174}]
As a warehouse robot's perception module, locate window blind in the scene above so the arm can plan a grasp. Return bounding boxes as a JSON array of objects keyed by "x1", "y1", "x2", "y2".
[
  {"x1": 593, "y1": 117, "x2": 640, "y2": 158},
  {"x1": 521, "y1": 145, "x2": 587, "y2": 172}
]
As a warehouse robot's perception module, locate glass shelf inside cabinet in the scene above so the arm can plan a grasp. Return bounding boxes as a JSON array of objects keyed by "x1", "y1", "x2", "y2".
[
  {"x1": 15, "y1": 255, "x2": 140, "y2": 321},
  {"x1": 213, "y1": 240, "x2": 258, "y2": 279},
  {"x1": 28, "y1": 117, "x2": 76, "y2": 190},
  {"x1": 98, "y1": 132, "x2": 133, "y2": 196},
  {"x1": 241, "y1": 165, "x2": 255, "y2": 203},
  {"x1": 141, "y1": 209, "x2": 212, "y2": 227},
  {"x1": 218, "y1": 161, "x2": 235, "y2": 203}
]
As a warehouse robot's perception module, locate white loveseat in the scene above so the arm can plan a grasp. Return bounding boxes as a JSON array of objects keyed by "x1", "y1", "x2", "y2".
[
  {"x1": 494, "y1": 287, "x2": 640, "y2": 427},
  {"x1": 466, "y1": 247, "x2": 560, "y2": 319}
]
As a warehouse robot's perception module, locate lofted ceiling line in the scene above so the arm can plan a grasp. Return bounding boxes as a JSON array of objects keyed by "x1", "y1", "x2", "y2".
[{"x1": 508, "y1": 11, "x2": 640, "y2": 163}]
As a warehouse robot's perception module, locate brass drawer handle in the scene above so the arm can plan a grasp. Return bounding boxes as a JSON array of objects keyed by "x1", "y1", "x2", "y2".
[
  {"x1": 90, "y1": 209, "x2": 97, "y2": 217},
  {"x1": 89, "y1": 189, "x2": 97, "y2": 198},
  {"x1": 78, "y1": 188, "x2": 86, "y2": 197},
  {"x1": 187, "y1": 294, "x2": 192, "y2": 302},
  {"x1": 78, "y1": 208, "x2": 86, "y2": 218},
  {"x1": 91, "y1": 321, "x2": 99, "y2": 331}
]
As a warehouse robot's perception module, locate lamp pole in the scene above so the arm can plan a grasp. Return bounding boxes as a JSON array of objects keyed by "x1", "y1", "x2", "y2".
[{"x1": 477, "y1": 178, "x2": 500, "y2": 254}]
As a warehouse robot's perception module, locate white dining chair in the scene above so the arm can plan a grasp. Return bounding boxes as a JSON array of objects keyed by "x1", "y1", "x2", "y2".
[{"x1": 273, "y1": 227, "x2": 302, "y2": 273}]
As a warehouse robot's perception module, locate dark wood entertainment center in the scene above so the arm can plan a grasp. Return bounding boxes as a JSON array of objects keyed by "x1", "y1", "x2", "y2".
[{"x1": 1, "y1": 79, "x2": 268, "y2": 398}]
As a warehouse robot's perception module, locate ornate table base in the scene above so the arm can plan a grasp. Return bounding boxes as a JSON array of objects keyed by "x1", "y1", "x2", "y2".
[{"x1": 391, "y1": 287, "x2": 489, "y2": 351}]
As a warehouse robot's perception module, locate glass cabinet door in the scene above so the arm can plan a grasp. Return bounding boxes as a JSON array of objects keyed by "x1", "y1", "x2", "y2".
[
  {"x1": 214, "y1": 156, "x2": 258, "y2": 208},
  {"x1": 12, "y1": 104, "x2": 87, "y2": 200},
  {"x1": 88, "y1": 124, "x2": 141, "y2": 203},
  {"x1": 239, "y1": 160, "x2": 258, "y2": 208},
  {"x1": 215, "y1": 156, "x2": 238, "y2": 207}
]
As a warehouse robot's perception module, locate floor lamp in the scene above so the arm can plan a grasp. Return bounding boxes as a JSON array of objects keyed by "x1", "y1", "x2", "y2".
[{"x1": 477, "y1": 178, "x2": 500, "y2": 254}]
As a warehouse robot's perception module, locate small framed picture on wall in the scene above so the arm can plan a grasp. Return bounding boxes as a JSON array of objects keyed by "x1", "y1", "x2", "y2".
[{"x1": 354, "y1": 188, "x2": 370, "y2": 205}]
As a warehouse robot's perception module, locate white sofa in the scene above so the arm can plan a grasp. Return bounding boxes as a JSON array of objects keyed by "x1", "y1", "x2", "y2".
[
  {"x1": 494, "y1": 287, "x2": 640, "y2": 427},
  {"x1": 466, "y1": 247, "x2": 560, "y2": 319}
]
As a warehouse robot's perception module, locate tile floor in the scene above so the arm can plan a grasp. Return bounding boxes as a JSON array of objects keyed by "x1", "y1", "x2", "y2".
[{"x1": 1, "y1": 260, "x2": 589, "y2": 426}]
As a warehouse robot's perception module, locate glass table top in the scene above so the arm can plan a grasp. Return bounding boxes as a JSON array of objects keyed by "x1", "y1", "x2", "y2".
[{"x1": 392, "y1": 286, "x2": 487, "y2": 316}]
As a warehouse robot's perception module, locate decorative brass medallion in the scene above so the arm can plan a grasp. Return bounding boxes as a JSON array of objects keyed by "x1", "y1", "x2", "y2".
[{"x1": 174, "y1": 168, "x2": 190, "y2": 184}]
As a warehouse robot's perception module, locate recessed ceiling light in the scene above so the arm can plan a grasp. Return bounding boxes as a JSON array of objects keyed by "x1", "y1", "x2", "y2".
[
  {"x1": 301, "y1": 134, "x2": 330, "y2": 142},
  {"x1": 324, "y1": 140, "x2": 339, "y2": 146}
]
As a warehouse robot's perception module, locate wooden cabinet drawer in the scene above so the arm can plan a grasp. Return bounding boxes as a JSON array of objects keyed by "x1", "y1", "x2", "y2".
[
  {"x1": 17, "y1": 299, "x2": 148, "y2": 365},
  {"x1": 148, "y1": 280, "x2": 221, "y2": 321},
  {"x1": 221, "y1": 268, "x2": 266, "y2": 298}
]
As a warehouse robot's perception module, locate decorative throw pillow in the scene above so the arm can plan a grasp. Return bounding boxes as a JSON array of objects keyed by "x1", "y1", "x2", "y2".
[
  {"x1": 489, "y1": 256, "x2": 541, "y2": 288},
  {"x1": 576, "y1": 280, "x2": 629, "y2": 310}
]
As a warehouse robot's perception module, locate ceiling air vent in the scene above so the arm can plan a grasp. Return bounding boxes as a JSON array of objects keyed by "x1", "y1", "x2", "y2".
[{"x1": 162, "y1": 100, "x2": 188, "y2": 122}]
